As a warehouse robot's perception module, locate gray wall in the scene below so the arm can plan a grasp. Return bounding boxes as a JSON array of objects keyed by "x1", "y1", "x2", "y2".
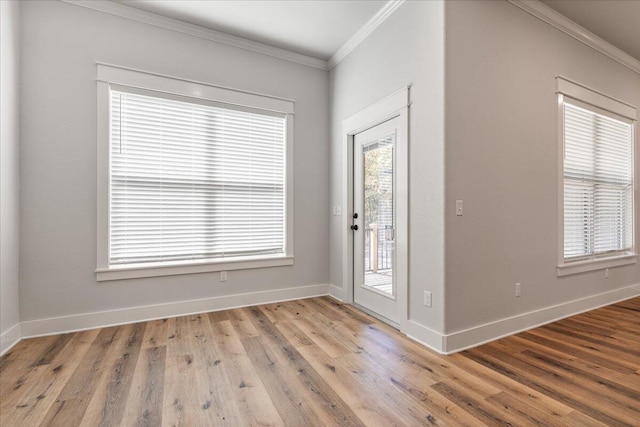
[
  {"x1": 444, "y1": 0, "x2": 640, "y2": 334},
  {"x1": 19, "y1": 1, "x2": 329, "y2": 322},
  {"x1": 1, "y1": 0, "x2": 21, "y2": 342},
  {"x1": 330, "y1": 1, "x2": 446, "y2": 333},
  {"x1": 11, "y1": 0, "x2": 640, "y2": 345}
]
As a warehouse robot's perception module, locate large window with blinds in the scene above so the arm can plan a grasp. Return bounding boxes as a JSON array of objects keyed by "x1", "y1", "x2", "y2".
[
  {"x1": 96, "y1": 64, "x2": 293, "y2": 281},
  {"x1": 558, "y1": 77, "x2": 636, "y2": 274},
  {"x1": 110, "y1": 90, "x2": 286, "y2": 266}
]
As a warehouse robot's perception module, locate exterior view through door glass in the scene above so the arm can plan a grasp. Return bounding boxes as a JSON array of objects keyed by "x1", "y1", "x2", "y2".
[
  {"x1": 353, "y1": 117, "x2": 400, "y2": 326},
  {"x1": 364, "y1": 136, "x2": 394, "y2": 294}
]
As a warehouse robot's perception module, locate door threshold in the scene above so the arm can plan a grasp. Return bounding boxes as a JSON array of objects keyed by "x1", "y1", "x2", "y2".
[{"x1": 353, "y1": 303, "x2": 400, "y2": 330}]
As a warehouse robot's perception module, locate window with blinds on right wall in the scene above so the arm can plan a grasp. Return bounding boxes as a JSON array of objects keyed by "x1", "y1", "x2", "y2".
[{"x1": 557, "y1": 77, "x2": 637, "y2": 276}]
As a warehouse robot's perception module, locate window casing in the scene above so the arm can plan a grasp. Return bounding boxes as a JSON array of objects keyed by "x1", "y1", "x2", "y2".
[
  {"x1": 96, "y1": 64, "x2": 294, "y2": 281},
  {"x1": 557, "y1": 77, "x2": 637, "y2": 276}
]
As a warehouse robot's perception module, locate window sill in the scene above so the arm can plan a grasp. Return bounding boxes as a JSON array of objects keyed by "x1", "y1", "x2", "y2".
[
  {"x1": 557, "y1": 254, "x2": 637, "y2": 277},
  {"x1": 96, "y1": 255, "x2": 294, "y2": 282}
]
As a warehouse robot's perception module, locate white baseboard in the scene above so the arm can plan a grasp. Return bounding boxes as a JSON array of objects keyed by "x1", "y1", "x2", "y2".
[
  {"x1": 1, "y1": 323, "x2": 21, "y2": 356},
  {"x1": 443, "y1": 283, "x2": 640, "y2": 354},
  {"x1": 328, "y1": 284, "x2": 345, "y2": 301},
  {"x1": 20, "y1": 283, "x2": 330, "y2": 339},
  {"x1": 8, "y1": 282, "x2": 640, "y2": 357},
  {"x1": 405, "y1": 320, "x2": 445, "y2": 353}
]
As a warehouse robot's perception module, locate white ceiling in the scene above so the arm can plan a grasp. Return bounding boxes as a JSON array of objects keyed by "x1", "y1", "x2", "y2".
[
  {"x1": 116, "y1": 0, "x2": 388, "y2": 60},
  {"x1": 541, "y1": 0, "x2": 640, "y2": 61},
  {"x1": 115, "y1": 0, "x2": 640, "y2": 64}
]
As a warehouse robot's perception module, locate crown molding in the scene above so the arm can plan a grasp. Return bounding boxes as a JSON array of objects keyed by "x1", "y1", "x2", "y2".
[
  {"x1": 328, "y1": 0, "x2": 406, "y2": 70},
  {"x1": 60, "y1": 0, "x2": 329, "y2": 71},
  {"x1": 508, "y1": 0, "x2": 640, "y2": 75}
]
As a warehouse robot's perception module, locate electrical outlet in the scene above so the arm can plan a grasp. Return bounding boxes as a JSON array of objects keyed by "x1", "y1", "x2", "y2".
[
  {"x1": 220, "y1": 271, "x2": 228, "y2": 282},
  {"x1": 605, "y1": 268, "x2": 609, "y2": 278},
  {"x1": 515, "y1": 282, "x2": 521, "y2": 297},
  {"x1": 424, "y1": 291, "x2": 432, "y2": 307}
]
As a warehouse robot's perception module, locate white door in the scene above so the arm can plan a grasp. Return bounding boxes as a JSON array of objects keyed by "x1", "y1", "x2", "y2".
[{"x1": 352, "y1": 117, "x2": 401, "y2": 327}]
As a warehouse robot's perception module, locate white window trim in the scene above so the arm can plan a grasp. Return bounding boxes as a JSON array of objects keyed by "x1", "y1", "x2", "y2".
[
  {"x1": 557, "y1": 254, "x2": 637, "y2": 277},
  {"x1": 96, "y1": 63, "x2": 294, "y2": 282},
  {"x1": 556, "y1": 76, "x2": 637, "y2": 277}
]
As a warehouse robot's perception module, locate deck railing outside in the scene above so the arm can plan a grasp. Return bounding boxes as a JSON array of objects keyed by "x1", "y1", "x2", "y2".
[{"x1": 364, "y1": 224, "x2": 393, "y2": 273}]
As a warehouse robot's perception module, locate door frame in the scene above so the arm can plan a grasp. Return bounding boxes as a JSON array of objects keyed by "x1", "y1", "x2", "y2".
[{"x1": 341, "y1": 87, "x2": 409, "y2": 332}]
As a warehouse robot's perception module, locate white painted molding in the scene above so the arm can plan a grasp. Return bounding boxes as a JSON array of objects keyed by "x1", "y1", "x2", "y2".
[
  {"x1": 328, "y1": 0, "x2": 405, "y2": 69},
  {"x1": 60, "y1": 0, "x2": 328, "y2": 70},
  {"x1": 61, "y1": 0, "x2": 408, "y2": 72},
  {"x1": 97, "y1": 63, "x2": 296, "y2": 114},
  {"x1": 406, "y1": 283, "x2": 640, "y2": 355},
  {"x1": 557, "y1": 254, "x2": 637, "y2": 277},
  {"x1": 508, "y1": 0, "x2": 640, "y2": 75},
  {"x1": 328, "y1": 285, "x2": 345, "y2": 302},
  {"x1": 443, "y1": 283, "x2": 640, "y2": 354},
  {"x1": 342, "y1": 87, "x2": 410, "y2": 138},
  {"x1": 20, "y1": 284, "x2": 330, "y2": 338},
  {"x1": 341, "y1": 87, "x2": 410, "y2": 331},
  {"x1": 6, "y1": 283, "x2": 640, "y2": 357},
  {"x1": 0, "y1": 323, "x2": 21, "y2": 356},
  {"x1": 556, "y1": 76, "x2": 637, "y2": 120},
  {"x1": 405, "y1": 320, "x2": 445, "y2": 354}
]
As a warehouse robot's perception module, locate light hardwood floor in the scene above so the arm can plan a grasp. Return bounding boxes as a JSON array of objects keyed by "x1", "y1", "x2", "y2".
[{"x1": 1, "y1": 296, "x2": 638, "y2": 426}]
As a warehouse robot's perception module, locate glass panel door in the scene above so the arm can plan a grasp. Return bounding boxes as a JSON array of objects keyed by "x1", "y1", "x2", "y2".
[
  {"x1": 363, "y1": 136, "x2": 394, "y2": 296},
  {"x1": 353, "y1": 116, "x2": 400, "y2": 326}
]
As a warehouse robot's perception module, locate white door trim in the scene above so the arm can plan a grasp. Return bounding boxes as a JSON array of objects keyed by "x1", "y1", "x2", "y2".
[{"x1": 341, "y1": 87, "x2": 409, "y2": 332}]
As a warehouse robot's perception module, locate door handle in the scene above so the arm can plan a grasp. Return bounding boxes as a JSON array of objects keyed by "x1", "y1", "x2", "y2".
[{"x1": 351, "y1": 224, "x2": 359, "y2": 231}]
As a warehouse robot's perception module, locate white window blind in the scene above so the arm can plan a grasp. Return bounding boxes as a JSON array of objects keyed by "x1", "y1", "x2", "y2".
[
  {"x1": 563, "y1": 100, "x2": 634, "y2": 261},
  {"x1": 109, "y1": 90, "x2": 286, "y2": 266}
]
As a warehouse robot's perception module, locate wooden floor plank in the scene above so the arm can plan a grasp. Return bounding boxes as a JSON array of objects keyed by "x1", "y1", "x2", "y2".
[
  {"x1": 206, "y1": 310, "x2": 230, "y2": 324},
  {"x1": 38, "y1": 325, "x2": 132, "y2": 426},
  {"x1": 0, "y1": 365, "x2": 49, "y2": 425},
  {"x1": 243, "y1": 306, "x2": 366, "y2": 426},
  {"x1": 79, "y1": 322, "x2": 146, "y2": 427},
  {"x1": 290, "y1": 314, "x2": 352, "y2": 357},
  {"x1": 1, "y1": 296, "x2": 638, "y2": 426},
  {"x1": 273, "y1": 319, "x2": 314, "y2": 348},
  {"x1": 527, "y1": 325, "x2": 640, "y2": 365},
  {"x1": 226, "y1": 307, "x2": 260, "y2": 339},
  {"x1": 187, "y1": 313, "x2": 243, "y2": 425},
  {"x1": 517, "y1": 330, "x2": 638, "y2": 373},
  {"x1": 484, "y1": 391, "x2": 568, "y2": 427},
  {"x1": 207, "y1": 320, "x2": 284, "y2": 426},
  {"x1": 4, "y1": 329, "x2": 101, "y2": 427},
  {"x1": 464, "y1": 345, "x2": 635, "y2": 426},
  {"x1": 296, "y1": 344, "x2": 408, "y2": 426},
  {"x1": 161, "y1": 316, "x2": 209, "y2": 426},
  {"x1": 446, "y1": 352, "x2": 575, "y2": 418},
  {"x1": 497, "y1": 334, "x2": 640, "y2": 392},
  {"x1": 338, "y1": 351, "x2": 481, "y2": 426},
  {"x1": 120, "y1": 345, "x2": 166, "y2": 427},
  {"x1": 241, "y1": 335, "x2": 322, "y2": 425},
  {"x1": 31, "y1": 334, "x2": 75, "y2": 368},
  {"x1": 140, "y1": 318, "x2": 169, "y2": 350},
  {"x1": 0, "y1": 335, "x2": 62, "y2": 402}
]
